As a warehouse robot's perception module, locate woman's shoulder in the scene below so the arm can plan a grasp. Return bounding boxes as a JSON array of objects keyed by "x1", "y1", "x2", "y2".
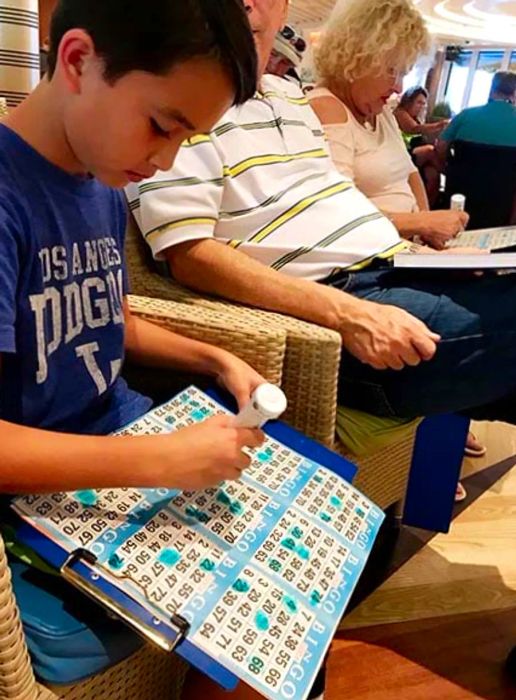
[
  {"x1": 382, "y1": 105, "x2": 404, "y2": 130},
  {"x1": 308, "y1": 88, "x2": 349, "y2": 126}
]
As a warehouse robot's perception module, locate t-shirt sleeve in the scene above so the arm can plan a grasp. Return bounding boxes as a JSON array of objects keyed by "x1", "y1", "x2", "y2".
[
  {"x1": 0, "y1": 202, "x2": 20, "y2": 354},
  {"x1": 113, "y1": 190, "x2": 130, "y2": 296},
  {"x1": 128, "y1": 136, "x2": 225, "y2": 261},
  {"x1": 323, "y1": 122, "x2": 356, "y2": 181},
  {"x1": 441, "y1": 113, "x2": 462, "y2": 142}
]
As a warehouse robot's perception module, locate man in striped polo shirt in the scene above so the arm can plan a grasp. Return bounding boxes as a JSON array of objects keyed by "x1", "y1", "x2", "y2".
[{"x1": 127, "y1": 0, "x2": 516, "y2": 426}]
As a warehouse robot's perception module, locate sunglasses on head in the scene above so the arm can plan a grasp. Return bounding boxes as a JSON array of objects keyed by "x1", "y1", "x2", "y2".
[{"x1": 280, "y1": 25, "x2": 306, "y2": 53}]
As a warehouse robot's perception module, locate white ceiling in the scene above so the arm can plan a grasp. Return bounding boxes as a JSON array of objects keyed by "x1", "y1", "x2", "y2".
[{"x1": 288, "y1": 0, "x2": 516, "y2": 44}]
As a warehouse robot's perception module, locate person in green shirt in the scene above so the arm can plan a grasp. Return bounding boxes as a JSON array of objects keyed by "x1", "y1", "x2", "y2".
[{"x1": 437, "y1": 71, "x2": 516, "y2": 155}]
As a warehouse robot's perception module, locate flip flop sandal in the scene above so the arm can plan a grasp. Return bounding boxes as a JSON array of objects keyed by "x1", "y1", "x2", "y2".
[
  {"x1": 464, "y1": 433, "x2": 487, "y2": 458},
  {"x1": 455, "y1": 482, "x2": 467, "y2": 502}
]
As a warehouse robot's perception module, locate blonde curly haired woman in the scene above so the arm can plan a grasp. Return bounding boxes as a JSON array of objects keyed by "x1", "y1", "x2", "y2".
[
  {"x1": 309, "y1": 0, "x2": 470, "y2": 252},
  {"x1": 309, "y1": 0, "x2": 486, "y2": 489}
]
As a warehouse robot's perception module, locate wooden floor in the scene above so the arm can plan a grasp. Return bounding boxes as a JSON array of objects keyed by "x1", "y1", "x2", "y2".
[{"x1": 328, "y1": 421, "x2": 516, "y2": 699}]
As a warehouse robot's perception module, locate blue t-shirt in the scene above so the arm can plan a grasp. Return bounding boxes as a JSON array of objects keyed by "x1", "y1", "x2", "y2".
[
  {"x1": 442, "y1": 100, "x2": 516, "y2": 148},
  {"x1": 0, "y1": 125, "x2": 151, "y2": 435}
]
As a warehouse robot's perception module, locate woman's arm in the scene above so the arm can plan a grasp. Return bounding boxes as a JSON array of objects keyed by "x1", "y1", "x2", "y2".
[
  {"x1": 395, "y1": 109, "x2": 447, "y2": 136},
  {"x1": 408, "y1": 171, "x2": 430, "y2": 211},
  {"x1": 309, "y1": 95, "x2": 355, "y2": 180}
]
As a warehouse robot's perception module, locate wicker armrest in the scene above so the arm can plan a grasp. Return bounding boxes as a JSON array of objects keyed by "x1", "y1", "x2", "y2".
[
  {"x1": 0, "y1": 534, "x2": 38, "y2": 700},
  {"x1": 129, "y1": 281, "x2": 341, "y2": 446},
  {"x1": 126, "y1": 220, "x2": 341, "y2": 446},
  {"x1": 128, "y1": 295, "x2": 286, "y2": 386}
]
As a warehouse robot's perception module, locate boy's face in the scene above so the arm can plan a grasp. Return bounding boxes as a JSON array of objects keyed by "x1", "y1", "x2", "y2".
[{"x1": 60, "y1": 36, "x2": 235, "y2": 187}]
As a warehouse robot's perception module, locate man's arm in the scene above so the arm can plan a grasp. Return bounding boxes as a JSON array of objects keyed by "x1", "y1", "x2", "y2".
[{"x1": 167, "y1": 239, "x2": 441, "y2": 371}]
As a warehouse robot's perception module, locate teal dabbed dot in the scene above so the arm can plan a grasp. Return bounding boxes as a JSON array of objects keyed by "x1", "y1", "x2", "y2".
[
  {"x1": 158, "y1": 549, "x2": 181, "y2": 567},
  {"x1": 200, "y1": 559, "x2": 216, "y2": 572},
  {"x1": 281, "y1": 538, "x2": 297, "y2": 551},
  {"x1": 330, "y1": 496, "x2": 343, "y2": 508},
  {"x1": 165, "y1": 416, "x2": 175, "y2": 425},
  {"x1": 255, "y1": 611, "x2": 270, "y2": 631},
  {"x1": 229, "y1": 501, "x2": 244, "y2": 516},
  {"x1": 191, "y1": 410, "x2": 205, "y2": 421},
  {"x1": 296, "y1": 546, "x2": 310, "y2": 561},
  {"x1": 310, "y1": 590, "x2": 322, "y2": 606},
  {"x1": 320, "y1": 512, "x2": 332, "y2": 522},
  {"x1": 216, "y1": 491, "x2": 232, "y2": 507},
  {"x1": 314, "y1": 474, "x2": 324, "y2": 484},
  {"x1": 185, "y1": 505, "x2": 199, "y2": 518},
  {"x1": 75, "y1": 490, "x2": 98, "y2": 507},
  {"x1": 356, "y1": 508, "x2": 366, "y2": 518},
  {"x1": 283, "y1": 596, "x2": 298, "y2": 614},
  {"x1": 232, "y1": 578, "x2": 250, "y2": 593},
  {"x1": 108, "y1": 554, "x2": 124, "y2": 570},
  {"x1": 257, "y1": 452, "x2": 271, "y2": 463},
  {"x1": 291, "y1": 527, "x2": 303, "y2": 539}
]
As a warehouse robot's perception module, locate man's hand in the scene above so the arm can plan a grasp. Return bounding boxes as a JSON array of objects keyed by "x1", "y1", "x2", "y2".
[
  {"x1": 338, "y1": 298, "x2": 441, "y2": 370},
  {"x1": 417, "y1": 210, "x2": 470, "y2": 250}
]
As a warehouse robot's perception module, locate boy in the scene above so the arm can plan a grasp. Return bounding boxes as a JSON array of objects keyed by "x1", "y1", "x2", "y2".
[{"x1": 0, "y1": 0, "x2": 263, "y2": 683}]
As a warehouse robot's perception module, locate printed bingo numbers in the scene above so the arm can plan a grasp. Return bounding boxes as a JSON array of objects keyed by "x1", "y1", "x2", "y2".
[{"x1": 13, "y1": 386, "x2": 384, "y2": 700}]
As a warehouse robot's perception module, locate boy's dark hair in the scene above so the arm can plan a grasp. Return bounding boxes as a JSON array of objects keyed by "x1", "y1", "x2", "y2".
[{"x1": 47, "y1": 0, "x2": 257, "y2": 105}]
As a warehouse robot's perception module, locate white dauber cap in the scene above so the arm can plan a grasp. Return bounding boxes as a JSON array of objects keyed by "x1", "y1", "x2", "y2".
[{"x1": 252, "y1": 384, "x2": 287, "y2": 419}]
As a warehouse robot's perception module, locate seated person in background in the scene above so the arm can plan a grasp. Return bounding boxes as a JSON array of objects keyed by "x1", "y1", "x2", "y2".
[
  {"x1": 308, "y1": 0, "x2": 468, "y2": 252},
  {"x1": 266, "y1": 24, "x2": 306, "y2": 87},
  {"x1": 129, "y1": 0, "x2": 516, "y2": 442},
  {"x1": 437, "y1": 70, "x2": 516, "y2": 161},
  {"x1": 394, "y1": 86, "x2": 448, "y2": 206}
]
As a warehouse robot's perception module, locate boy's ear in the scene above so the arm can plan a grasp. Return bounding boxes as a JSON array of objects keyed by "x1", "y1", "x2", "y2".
[{"x1": 57, "y1": 29, "x2": 98, "y2": 94}]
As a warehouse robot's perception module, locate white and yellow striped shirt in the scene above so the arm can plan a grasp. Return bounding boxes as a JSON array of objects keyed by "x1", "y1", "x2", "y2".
[{"x1": 126, "y1": 75, "x2": 405, "y2": 281}]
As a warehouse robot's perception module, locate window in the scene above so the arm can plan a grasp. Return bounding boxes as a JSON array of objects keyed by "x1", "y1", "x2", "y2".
[
  {"x1": 443, "y1": 50, "x2": 472, "y2": 115},
  {"x1": 510, "y1": 51, "x2": 516, "y2": 72},
  {"x1": 468, "y1": 50, "x2": 505, "y2": 107}
]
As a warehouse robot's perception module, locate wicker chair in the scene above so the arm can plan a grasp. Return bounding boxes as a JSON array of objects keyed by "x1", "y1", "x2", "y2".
[{"x1": 126, "y1": 217, "x2": 417, "y2": 511}]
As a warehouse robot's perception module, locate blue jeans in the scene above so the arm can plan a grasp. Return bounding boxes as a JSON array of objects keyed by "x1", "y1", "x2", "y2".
[{"x1": 327, "y1": 268, "x2": 516, "y2": 422}]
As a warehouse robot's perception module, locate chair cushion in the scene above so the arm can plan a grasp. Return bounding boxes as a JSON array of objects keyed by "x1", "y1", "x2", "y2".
[
  {"x1": 336, "y1": 405, "x2": 421, "y2": 457},
  {"x1": 10, "y1": 560, "x2": 143, "y2": 685}
]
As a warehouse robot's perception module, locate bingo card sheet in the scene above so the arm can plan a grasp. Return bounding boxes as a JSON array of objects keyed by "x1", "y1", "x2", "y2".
[{"x1": 13, "y1": 387, "x2": 384, "y2": 700}]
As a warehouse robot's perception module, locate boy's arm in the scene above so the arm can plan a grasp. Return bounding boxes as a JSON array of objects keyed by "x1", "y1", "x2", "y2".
[
  {"x1": 167, "y1": 239, "x2": 440, "y2": 371},
  {"x1": 123, "y1": 301, "x2": 264, "y2": 409},
  {"x1": 0, "y1": 353, "x2": 263, "y2": 494}
]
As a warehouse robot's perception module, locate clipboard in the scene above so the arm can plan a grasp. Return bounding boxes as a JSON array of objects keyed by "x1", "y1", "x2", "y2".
[{"x1": 12, "y1": 386, "x2": 379, "y2": 700}]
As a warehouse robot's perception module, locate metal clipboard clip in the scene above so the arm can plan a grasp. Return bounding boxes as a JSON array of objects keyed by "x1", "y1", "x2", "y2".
[{"x1": 61, "y1": 548, "x2": 189, "y2": 653}]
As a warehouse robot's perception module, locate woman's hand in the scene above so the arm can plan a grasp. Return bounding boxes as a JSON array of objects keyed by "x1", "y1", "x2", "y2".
[
  {"x1": 417, "y1": 210, "x2": 470, "y2": 249},
  {"x1": 214, "y1": 351, "x2": 267, "y2": 410}
]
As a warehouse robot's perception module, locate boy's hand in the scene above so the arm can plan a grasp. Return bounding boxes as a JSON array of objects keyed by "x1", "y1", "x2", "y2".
[
  {"x1": 165, "y1": 415, "x2": 264, "y2": 490},
  {"x1": 215, "y1": 352, "x2": 266, "y2": 410}
]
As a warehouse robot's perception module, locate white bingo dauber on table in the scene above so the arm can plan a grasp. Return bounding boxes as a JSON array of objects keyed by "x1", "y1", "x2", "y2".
[{"x1": 12, "y1": 385, "x2": 384, "y2": 700}]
